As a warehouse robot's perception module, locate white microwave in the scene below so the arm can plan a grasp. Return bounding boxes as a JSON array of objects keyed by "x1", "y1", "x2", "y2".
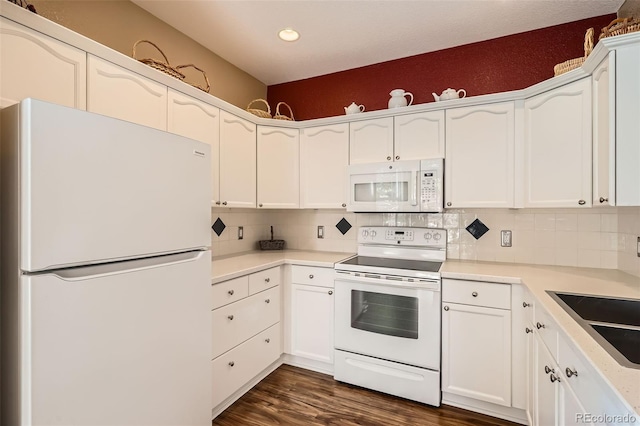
[{"x1": 347, "y1": 159, "x2": 443, "y2": 212}]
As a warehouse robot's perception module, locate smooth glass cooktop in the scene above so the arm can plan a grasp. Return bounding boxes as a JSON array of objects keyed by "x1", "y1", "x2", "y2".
[{"x1": 338, "y1": 256, "x2": 442, "y2": 272}]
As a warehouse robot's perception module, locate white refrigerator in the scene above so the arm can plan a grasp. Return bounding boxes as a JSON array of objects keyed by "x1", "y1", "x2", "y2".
[{"x1": 1, "y1": 99, "x2": 212, "y2": 425}]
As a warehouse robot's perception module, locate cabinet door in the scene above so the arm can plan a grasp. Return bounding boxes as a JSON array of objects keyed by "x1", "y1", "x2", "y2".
[
  {"x1": 0, "y1": 17, "x2": 86, "y2": 109},
  {"x1": 394, "y1": 110, "x2": 445, "y2": 160},
  {"x1": 592, "y1": 52, "x2": 616, "y2": 207},
  {"x1": 290, "y1": 284, "x2": 334, "y2": 364},
  {"x1": 535, "y1": 337, "x2": 558, "y2": 426},
  {"x1": 524, "y1": 78, "x2": 592, "y2": 208},
  {"x1": 87, "y1": 55, "x2": 167, "y2": 130},
  {"x1": 167, "y1": 89, "x2": 220, "y2": 206},
  {"x1": 300, "y1": 124, "x2": 349, "y2": 208},
  {"x1": 558, "y1": 378, "x2": 591, "y2": 426},
  {"x1": 349, "y1": 117, "x2": 394, "y2": 164},
  {"x1": 445, "y1": 102, "x2": 515, "y2": 208},
  {"x1": 257, "y1": 126, "x2": 299, "y2": 209},
  {"x1": 219, "y1": 111, "x2": 256, "y2": 208},
  {"x1": 441, "y1": 302, "x2": 512, "y2": 406},
  {"x1": 526, "y1": 325, "x2": 536, "y2": 426}
]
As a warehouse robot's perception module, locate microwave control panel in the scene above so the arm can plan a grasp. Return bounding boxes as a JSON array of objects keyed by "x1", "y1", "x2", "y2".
[{"x1": 419, "y1": 159, "x2": 443, "y2": 212}]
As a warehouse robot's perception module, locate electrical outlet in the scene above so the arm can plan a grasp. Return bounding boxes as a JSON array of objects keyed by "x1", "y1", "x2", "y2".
[
  {"x1": 238, "y1": 226, "x2": 243, "y2": 240},
  {"x1": 501, "y1": 230, "x2": 512, "y2": 247},
  {"x1": 317, "y1": 226, "x2": 324, "y2": 239},
  {"x1": 637, "y1": 236, "x2": 639, "y2": 257}
]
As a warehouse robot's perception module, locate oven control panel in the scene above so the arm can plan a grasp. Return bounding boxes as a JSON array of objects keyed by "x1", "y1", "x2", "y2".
[{"x1": 359, "y1": 227, "x2": 446, "y2": 248}]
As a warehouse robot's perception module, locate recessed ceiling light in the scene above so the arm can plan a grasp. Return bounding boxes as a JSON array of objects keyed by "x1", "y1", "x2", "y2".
[{"x1": 278, "y1": 28, "x2": 300, "y2": 42}]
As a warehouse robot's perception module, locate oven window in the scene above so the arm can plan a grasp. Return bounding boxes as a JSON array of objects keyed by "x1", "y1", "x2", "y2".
[
  {"x1": 354, "y1": 182, "x2": 409, "y2": 202},
  {"x1": 350, "y1": 290, "x2": 418, "y2": 339}
]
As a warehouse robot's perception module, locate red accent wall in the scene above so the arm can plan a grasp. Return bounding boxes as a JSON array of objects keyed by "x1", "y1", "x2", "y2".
[{"x1": 267, "y1": 15, "x2": 615, "y2": 121}]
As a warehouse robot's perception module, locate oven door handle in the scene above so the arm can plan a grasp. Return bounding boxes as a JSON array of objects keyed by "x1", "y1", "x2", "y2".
[
  {"x1": 334, "y1": 271, "x2": 440, "y2": 291},
  {"x1": 410, "y1": 171, "x2": 418, "y2": 206}
]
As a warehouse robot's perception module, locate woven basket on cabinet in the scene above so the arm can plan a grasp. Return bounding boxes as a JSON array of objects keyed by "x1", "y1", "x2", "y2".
[
  {"x1": 273, "y1": 102, "x2": 294, "y2": 121},
  {"x1": 599, "y1": 17, "x2": 640, "y2": 39},
  {"x1": 246, "y1": 99, "x2": 272, "y2": 119},
  {"x1": 553, "y1": 28, "x2": 594, "y2": 76}
]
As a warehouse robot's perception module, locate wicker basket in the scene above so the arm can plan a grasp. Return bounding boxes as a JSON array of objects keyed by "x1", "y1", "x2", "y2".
[
  {"x1": 133, "y1": 40, "x2": 185, "y2": 80},
  {"x1": 176, "y1": 64, "x2": 211, "y2": 93},
  {"x1": 553, "y1": 28, "x2": 594, "y2": 76},
  {"x1": 273, "y1": 102, "x2": 294, "y2": 121},
  {"x1": 8, "y1": 0, "x2": 37, "y2": 13},
  {"x1": 246, "y1": 99, "x2": 272, "y2": 119},
  {"x1": 259, "y1": 226, "x2": 285, "y2": 250},
  {"x1": 600, "y1": 17, "x2": 640, "y2": 40}
]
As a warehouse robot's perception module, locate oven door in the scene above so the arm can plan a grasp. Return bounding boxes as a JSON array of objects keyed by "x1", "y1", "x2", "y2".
[
  {"x1": 347, "y1": 160, "x2": 420, "y2": 212},
  {"x1": 334, "y1": 275, "x2": 440, "y2": 370}
]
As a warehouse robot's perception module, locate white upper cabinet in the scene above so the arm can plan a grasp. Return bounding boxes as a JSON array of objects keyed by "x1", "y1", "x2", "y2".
[
  {"x1": 394, "y1": 110, "x2": 445, "y2": 159},
  {"x1": 300, "y1": 124, "x2": 349, "y2": 209},
  {"x1": 167, "y1": 89, "x2": 220, "y2": 206},
  {"x1": 349, "y1": 117, "x2": 394, "y2": 164},
  {"x1": 219, "y1": 111, "x2": 256, "y2": 208},
  {"x1": 445, "y1": 102, "x2": 515, "y2": 208},
  {"x1": 257, "y1": 126, "x2": 299, "y2": 209},
  {"x1": 87, "y1": 55, "x2": 167, "y2": 130},
  {"x1": 0, "y1": 17, "x2": 86, "y2": 109},
  {"x1": 523, "y1": 78, "x2": 592, "y2": 208}
]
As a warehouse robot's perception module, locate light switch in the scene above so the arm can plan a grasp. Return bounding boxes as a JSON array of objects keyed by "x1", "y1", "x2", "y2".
[
  {"x1": 317, "y1": 226, "x2": 324, "y2": 239},
  {"x1": 238, "y1": 226, "x2": 243, "y2": 240},
  {"x1": 637, "y1": 236, "x2": 639, "y2": 257},
  {"x1": 501, "y1": 230, "x2": 512, "y2": 247}
]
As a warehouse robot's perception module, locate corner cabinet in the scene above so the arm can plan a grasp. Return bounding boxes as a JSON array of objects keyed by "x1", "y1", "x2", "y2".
[
  {"x1": 0, "y1": 17, "x2": 86, "y2": 109},
  {"x1": 444, "y1": 102, "x2": 515, "y2": 208},
  {"x1": 219, "y1": 111, "x2": 256, "y2": 208},
  {"x1": 300, "y1": 124, "x2": 349, "y2": 209},
  {"x1": 87, "y1": 55, "x2": 167, "y2": 130},
  {"x1": 167, "y1": 89, "x2": 220, "y2": 206},
  {"x1": 257, "y1": 126, "x2": 299, "y2": 209},
  {"x1": 523, "y1": 78, "x2": 592, "y2": 208}
]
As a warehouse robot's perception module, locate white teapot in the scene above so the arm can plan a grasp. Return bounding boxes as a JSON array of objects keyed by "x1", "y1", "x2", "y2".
[
  {"x1": 344, "y1": 102, "x2": 365, "y2": 114},
  {"x1": 432, "y1": 88, "x2": 467, "y2": 102}
]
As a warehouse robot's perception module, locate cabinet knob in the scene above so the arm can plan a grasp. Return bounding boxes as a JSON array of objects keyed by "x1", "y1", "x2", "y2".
[
  {"x1": 228, "y1": 361, "x2": 235, "y2": 367},
  {"x1": 472, "y1": 291, "x2": 478, "y2": 297},
  {"x1": 395, "y1": 155, "x2": 400, "y2": 160},
  {"x1": 550, "y1": 374, "x2": 560, "y2": 383},
  {"x1": 265, "y1": 278, "x2": 270, "y2": 283},
  {"x1": 578, "y1": 199, "x2": 586, "y2": 205},
  {"x1": 523, "y1": 302, "x2": 531, "y2": 308},
  {"x1": 544, "y1": 365, "x2": 553, "y2": 375},
  {"x1": 259, "y1": 203, "x2": 263, "y2": 207},
  {"x1": 222, "y1": 201, "x2": 228, "y2": 206},
  {"x1": 599, "y1": 197, "x2": 608, "y2": 203},
  {"x1": 443, "y1": 306, "x2": 449, "y2": 311},
  {"x1": 565, "y1": 367, "x2": 578, "y2": 378},
  {"x1": 525, "y1": 327, "x2": 533, "y2": 334},
  {"x1": 447, "y1": 202, "x2": 452, "y2": 207},
  {"x1": 342, "y1": 203, "x2": 347, "y2": 208},
  {"x1": 227, "y1": 315, "x2": 234, "y2": 320},
  {"x1": 265, "y1": 298, "x2": 270, "y2": 304},
  {"x1": 228, "y1": 289, "x2": 234, "y2": 296},
  {"x1": 328, "y1": 290, "x2": 333, "y2": 295},
  {"x1": 265, "y1": 338, "x2": 271, "y2": 344},
  {"x1": 387, "y1": 156, "x2": 392, "y2": 161},
  {"x1": 215, "y1": 201, "x2": 221, "y2": 205},
  {"x1": 536, "y1": 322, "x2": 545, "y2": 329},
  {"x1": 309, "y1": 274, "x2": 314, "y2": 279}
]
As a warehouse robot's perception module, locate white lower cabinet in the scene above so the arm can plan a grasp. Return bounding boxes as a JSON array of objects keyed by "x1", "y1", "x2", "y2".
[
  {"x1": 442, "y1": 279, "x2": 512, "y2": 407},
  {"x1": 286, "y1": 266, "x2": 334, "y2": 369}
]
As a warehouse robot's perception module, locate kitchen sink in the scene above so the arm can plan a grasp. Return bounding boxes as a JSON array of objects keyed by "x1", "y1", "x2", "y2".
[{"x1": 547, "y1": 291, "x2": 640, "y2": 369}]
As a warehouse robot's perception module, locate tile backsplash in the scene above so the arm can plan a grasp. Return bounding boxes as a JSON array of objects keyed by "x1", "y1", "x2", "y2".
[{"x1": 211, "y1": 207, "x2": 640, "y2": 278}]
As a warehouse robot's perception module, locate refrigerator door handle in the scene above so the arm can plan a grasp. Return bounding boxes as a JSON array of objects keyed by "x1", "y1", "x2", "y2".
[{"x1": 46, "y1": 251, "x2": 207, "y2": 281}]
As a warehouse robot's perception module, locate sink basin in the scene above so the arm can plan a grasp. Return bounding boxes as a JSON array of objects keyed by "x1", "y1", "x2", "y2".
[{"x1": 547, "y1": 291, "x2": 640, "y2": 369}]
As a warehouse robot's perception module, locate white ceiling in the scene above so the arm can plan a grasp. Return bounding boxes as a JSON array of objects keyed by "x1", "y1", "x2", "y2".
[{"x1": 132, "y1": 0, "x2": 623, "y2": 86}]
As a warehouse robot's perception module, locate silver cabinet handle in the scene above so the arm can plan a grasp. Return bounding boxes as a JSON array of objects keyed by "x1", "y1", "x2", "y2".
[
  {"x1": 328, "y1": 290, "x2": 333, "y2": 295},
  {"x1": 265, "y1": 278, "x2": 270, "y2": 283},
  {"x1": 472, "y1": 291, "x2": 478, "y2": 297},
  {"x1": 578, "y1": 200, "x2": 586, "y2": 205},
  {"x1": 342, "y1": 203, "x2": 347, "y2": 208},
  {"x1": 228, "y1": 361, "x2": 235, "y2": 367},
  {"x1": 544, "y1": 365, "x2": 553, "y2": 374},
  {"x1": 228, "y1": 289, "x2": 234, "y2": 296},
  {"x1": 446, "y1": 202, "x2": 452, "y2": 207},
  {"x1": 523, "y1": 302, "x2": 531, "y2": 308},
  {"x1": 309, "y1": 274, "x2": 314, "y2": 279},
  {"x1": 386, "y1": 156, "x2": 392, "y2": 161},
  {"x1": 395, "y1": 155, "x2": 400, "y2": 160},
  {"x1": 599, "y1": 197, "x2": 608, "y2": 203},
  {"x1": 525, "y1": 327, "x2": 533, "y2": 334},
  {"x1": 259, "y1": 203, "x2": 263, "y2": 207},
  {"x1": 536, "y1": 322, "x2": 545, "y2": 329},
  {"x1": 215, "y1": 201, "x2": 221, "y2": 205},
  {"x1": 227, "y1": 315, "x2": 234, "y2": 320},
  {"x1": 550, "y1": 374, "x2": 560, "y2": 383},
  {"x1": 265, "y1": 338, "x2": 271, "y2": 343},
  {"x1": 565, "y1": 367, "x2": 578, "y2": 378},
  {"x1": 222, "y1": 201, "x2": 228, "y2": 205},
  {"x1": 265, "y1": 299, "x2": 270, "y2": 303},
  {"x1": 443, "y1": 306, "x2": 449, "y2": 311}
]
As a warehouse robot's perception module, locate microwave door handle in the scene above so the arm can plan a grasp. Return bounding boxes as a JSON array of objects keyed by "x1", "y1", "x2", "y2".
[{"x1": 410, "y1": 171, "x2": 418, "y2": 206}]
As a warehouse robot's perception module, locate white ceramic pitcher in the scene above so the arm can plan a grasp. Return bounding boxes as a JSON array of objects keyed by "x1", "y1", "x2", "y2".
[{"x1": 388, "y1": 89, "x2": 414, "y2": 108}]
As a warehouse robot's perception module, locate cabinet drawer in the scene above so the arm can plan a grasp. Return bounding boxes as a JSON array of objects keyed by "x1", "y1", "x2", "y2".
[
  {"x1": 211, "y1": 323, "x2": 281, "y2": 408},
  {"x1": 291, "y1": 265, "x2": 335, "y2": 288},
  {"x1": 211, "y1": 276, "x2": 249, "y2": 310},
  {"x1": 211, "y1": 286, "x2": 280, "y2": 358},
  {"x1": 534, "y1": 305, "x2": 559, "y2": 360},
  {"x1": 442, "y1": 279, "x2": 511, "y2": 309},
  {"x1": 248, "y1": 267, "x2": 280, "y2": 294}
]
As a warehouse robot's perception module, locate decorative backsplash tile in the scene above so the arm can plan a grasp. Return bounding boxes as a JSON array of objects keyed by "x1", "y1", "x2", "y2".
[
  {"x1": 466, "y1": 218, "x2": 489, "y2": 240},
  {"x1": 336, "y1": 217, "x2": 352, "y2": 235},
  {"x1": 211, "y1": 217, "x2": 226, "y2": 236}
]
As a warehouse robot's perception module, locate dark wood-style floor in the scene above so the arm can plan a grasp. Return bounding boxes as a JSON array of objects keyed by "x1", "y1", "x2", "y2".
[{"x1": 213, "y1": 365, "x2": 519, "y2": 425}]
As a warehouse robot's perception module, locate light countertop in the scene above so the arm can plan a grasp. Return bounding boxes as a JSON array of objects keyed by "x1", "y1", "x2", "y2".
[{"x1": 211, "y1": 251, "x2": 640, "y2": 415}]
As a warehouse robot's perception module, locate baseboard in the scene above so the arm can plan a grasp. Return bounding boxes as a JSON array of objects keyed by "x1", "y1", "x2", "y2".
[
  {"x1": 442, "y1": 392, "x2": 529, "y2": 425},
  {"x1": 282, "y1": 354, "x2": 334, "y2": 376}
]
